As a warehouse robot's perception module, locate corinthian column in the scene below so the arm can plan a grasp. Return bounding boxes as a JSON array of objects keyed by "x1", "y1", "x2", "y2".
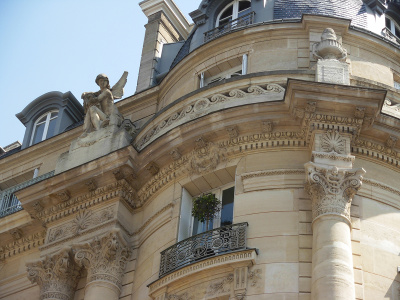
[
  {"x1": 26, "y1": 247, "x2": 81, "y2": 300},
  {"x1": 305, "y1": 130, "x2": 365, "y2": 300},
  {"x1": 73, "y1": 229, "x2": 131, "y2": 300}
]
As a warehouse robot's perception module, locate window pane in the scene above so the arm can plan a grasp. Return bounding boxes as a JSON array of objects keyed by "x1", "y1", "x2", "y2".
[
  {"x1": 37, "y1": 115, "x2": 47, "y2": 123},
  {"x1": 239, "y1": 1, "x2": 251, "y2": 12},
  {"x1": 50, "y1": 111, "x2": 58, "y2": 119},
  {"x1": 386, "y1": 17, "x2": 391, "y2": 29},
  {"x1": 32, "y1": 123, "x2": 45, "y2": 145},
  {"x1": 395, "y1": 26, "x2": 400, "y2": 38},
  {"x1": 192, "y1": 217, "x2": 214, "y2": 235},
  {"x1": 221, "y1": 186, "x2": 234, "y2": 226},
  {"x1": 220, "y1": 5, "x2": 233, "y2": 20},
  {"x1": 46, "y1": 118, "x2": 57, "y2": 138}
]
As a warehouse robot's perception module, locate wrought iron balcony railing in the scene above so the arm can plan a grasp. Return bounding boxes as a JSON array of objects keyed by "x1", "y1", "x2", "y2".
[
  {"x1": 0, "y1": 171, "x2": 55, "y2": 218},
  {"x1": 159, "y1": 222, "x2": 248, "y2": 278},
  {"x1": 204, "y1": 12, "x2": 255, "y2": 43},
  {"x1": 382, "y1": 27, "x2": 400, "y2": 45}
]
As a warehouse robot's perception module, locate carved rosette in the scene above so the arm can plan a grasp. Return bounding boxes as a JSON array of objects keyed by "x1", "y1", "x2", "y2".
[
  {"x1": 305, "y1": 163, "x2": 365, "y2": 223},
  {"x1": 26, "y1": 247, "x2": 81, "y2": 300},
  {"x1": 73, "y1": 230, "x2": 130, "y2": 292}
]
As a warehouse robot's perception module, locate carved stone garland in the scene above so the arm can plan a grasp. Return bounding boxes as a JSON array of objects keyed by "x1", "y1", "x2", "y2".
[
  {"x1": 73, "y1": 230, "x2": 130, "y2": 293},
  {"x1": 26, "y1": 247, "x2": 81, "y2": 300}
]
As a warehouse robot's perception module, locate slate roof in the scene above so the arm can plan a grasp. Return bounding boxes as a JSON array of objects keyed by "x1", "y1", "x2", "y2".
[{"x1": 274, "y1": 0, "x2": 367, "y2": 28}]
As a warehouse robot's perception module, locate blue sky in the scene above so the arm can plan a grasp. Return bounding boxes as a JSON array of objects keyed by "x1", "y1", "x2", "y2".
[{"x1": 0, "y1": 0, "x2": 198, "y2": 148}]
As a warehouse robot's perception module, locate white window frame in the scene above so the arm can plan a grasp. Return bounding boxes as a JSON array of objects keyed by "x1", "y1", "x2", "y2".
[
  {"x1": 178, "y1": 183, "x2": 236, "y2": 242},
  {"x1": 216, "y1": 0, "x2": 251, "y2": 27},
  {"x1": 30, "y1": 110, "x2": 58, "y2": 145},
  {"x1": 191, "y1": 183, "x2": 235, "y2": 235}
]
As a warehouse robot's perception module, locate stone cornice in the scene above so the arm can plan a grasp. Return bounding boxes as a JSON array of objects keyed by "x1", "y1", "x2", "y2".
[
  {"x1": 34, "y1": 180, "x2": 134, "y2": 224},
  {"x1": 0, "y1": 230, "x2": 46, "y2": 260},
  {"x1": 148, "y1": 249, "x2": 257, "y2": 297}
]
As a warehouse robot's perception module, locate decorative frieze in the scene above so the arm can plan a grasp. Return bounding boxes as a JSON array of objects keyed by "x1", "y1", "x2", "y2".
[
  {"x1": 0, "y1": 230, "x2": 46, "y2": 260},
  {"x1": 46, "y1": 206, "x2": 115, "y2": 244},
  {"x1": 262, "y1": 121, "x2": 273, "y2": 133},
  {"x1": 170, "y1": 148, "x2": 182, "y2": 161},
  {"x1": 55, "y1": 190, "x2": 70, "y2": 202},
  {"x1": 190, "y1": 137, "x2": 225, "y2": 175},
  {"x1": 305, "y1": 163, "x2": 365, "y2": 222},
  {"x1": 35, "y1": 180, "x2": 134, "y2": 223},
  {"x1": 26, "y1": 247, "x2": 81, "y2": 300},
  {"x1": 147, "y1": 162, "x2": 160, "y2": 176},
  {"x1": 85, "y1": 179, "x2": 97, "y2": 192},
  {"x1": 73, "y1": 229, "x2": 130, "y2": 291},
  {"x1": 320, "y1": 130, "x2": 346, "y2": 154},
  {"x1": 227, "y1": 126, "x2": 239, "y2": 138},
  {"x1": 134, "y1": 83, "x2": 285, "y2": 150},
  {"x1": 206, "y1": 273, "x2": 233, "y2": 297}
]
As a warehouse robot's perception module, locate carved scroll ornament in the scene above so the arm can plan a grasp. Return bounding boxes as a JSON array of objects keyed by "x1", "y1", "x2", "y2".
[
  {"x1": 26, "y1": 247, "x2": 81, "y2": 300},
  {"x1": 305, "y1": 163, "x2": 365, "y2": 222}
]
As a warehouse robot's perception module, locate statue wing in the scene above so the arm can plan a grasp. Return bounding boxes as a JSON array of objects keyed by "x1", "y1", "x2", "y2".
[{"x1": 111, "y1": 71, "x2": 128, "y2": 99}]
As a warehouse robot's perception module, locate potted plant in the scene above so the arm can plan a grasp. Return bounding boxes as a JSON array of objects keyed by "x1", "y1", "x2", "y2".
[
  {"x1": 192, "y1": 193, "x2": 221, "y2": 231},
  {"x1": 191, "y1": 193, "x2": 221, "y2": 259}
]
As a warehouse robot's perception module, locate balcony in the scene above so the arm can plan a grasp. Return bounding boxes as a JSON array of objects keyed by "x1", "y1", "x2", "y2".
[
  {"x1": 204, "y1": 12, "x2": 255, "y2": 43},
  {"x1": 159, "y1": 222, "x2": 248, "y2": 278},
  {"x1": 382, "y1": 27, "x2": 400, "y2": 45},
  {"x1": 0, "y1": 171, "x2": 55, "y2": 218}
]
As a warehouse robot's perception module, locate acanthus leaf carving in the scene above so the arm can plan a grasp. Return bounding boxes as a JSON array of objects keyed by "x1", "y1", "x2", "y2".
[
  {"x1": 72, "y1": 229, "x2": 130, "y2": 291},
  {"x1": 26, "y1": 247, "x2": 81, "y2": 300},
  {"x1": 305, "y1": 163, "x2": 365, "y2": 222}
]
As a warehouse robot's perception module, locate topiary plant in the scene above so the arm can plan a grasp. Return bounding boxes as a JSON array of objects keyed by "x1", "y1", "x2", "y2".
[{"x1": 192, "y1": 193, "x2": 221, "y2": 231}]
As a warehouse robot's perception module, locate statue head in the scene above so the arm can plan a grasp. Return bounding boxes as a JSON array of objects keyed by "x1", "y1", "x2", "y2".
[
  {"x1": 95, "y1": 74, "x2": 110, "y2": 87},
  {"x1": 321, "y1": 28, "x2": 337, "y2": 41}
]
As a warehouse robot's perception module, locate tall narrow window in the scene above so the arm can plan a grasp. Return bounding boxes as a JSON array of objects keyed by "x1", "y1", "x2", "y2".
[
  {"x1": 385, "y1": 16, "x2": 400, "y2": 39},
  {"x1": 30, "y1": 110, "x2": 58, "y2": 145},
  {"x1": 216, "y1": 0, "x2": 251, "y2": 27}
]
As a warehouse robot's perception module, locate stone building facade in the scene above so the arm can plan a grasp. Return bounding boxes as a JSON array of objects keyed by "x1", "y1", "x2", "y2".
[{"x1": 1, "y1": 0, "x2": 400, "y2": 299}]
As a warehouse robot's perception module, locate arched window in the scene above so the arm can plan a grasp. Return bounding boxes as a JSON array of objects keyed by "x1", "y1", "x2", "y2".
[
  {"x1": 385, "y1": 16, "x2": 400, "y2": 39},
  {"x1": 216, "y1": 0, "x2": 251, "y2": 27},
  {"x1": 30, "y1": 110, "x2": 58, "y2": 145}
]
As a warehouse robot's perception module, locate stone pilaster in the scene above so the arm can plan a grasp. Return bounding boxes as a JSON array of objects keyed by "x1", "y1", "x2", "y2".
[
  {"x1": 73, "y1": 229, "x2": 130, "y2": 300},
  {"x1": 26, "y1": 247, "x2": 81, "y2": 300},
  {"x1": 305, "y1": 130, "x2": 365, "y2": 300}
]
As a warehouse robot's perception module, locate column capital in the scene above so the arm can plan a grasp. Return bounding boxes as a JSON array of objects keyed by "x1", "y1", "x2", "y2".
[
  {"x1": 26, "y1": 247, "x2": 80, "y2": 300},
  {"x1": 305, "y1": 162, "x2": 365, "y2": 223},
  {"x1": 73, "y1": 229, "x2": 131, "y2": 293}
]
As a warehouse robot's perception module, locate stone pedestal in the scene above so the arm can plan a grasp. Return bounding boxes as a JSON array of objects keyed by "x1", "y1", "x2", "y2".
[
  {"x1": 305, "y1": 130, "x2": 365, "y2": 300},
  {"x1": 55, "y1": 125, "x2": 131, "y2": 174},
  {"x1": 73, "y1": 229, "x2": 130, "y2": 300},
  {"x1": 316, "y1": 60, "x2": 350, "y2": 85}
]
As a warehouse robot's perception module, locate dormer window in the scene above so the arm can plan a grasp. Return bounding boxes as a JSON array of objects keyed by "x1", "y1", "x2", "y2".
[
  {"x1": 216, "y1": 0, "x2": 251, "y2": 27},
  {"x1": 205, "y1": 0, "x2": 253, "y2": 42},
  {"x1": 30, "y1": 110, "x2": 58, "y2": 145}
]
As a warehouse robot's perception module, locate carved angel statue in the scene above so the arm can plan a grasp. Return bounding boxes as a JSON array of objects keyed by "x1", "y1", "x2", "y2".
[{"x1": 81, "y1": 72, "x2": 128, "y2": 136}]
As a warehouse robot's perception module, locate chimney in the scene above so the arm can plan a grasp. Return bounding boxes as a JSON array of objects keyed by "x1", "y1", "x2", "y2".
[{"x1": 137, "y1": 0, "x2": 191, "y2": 93}]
